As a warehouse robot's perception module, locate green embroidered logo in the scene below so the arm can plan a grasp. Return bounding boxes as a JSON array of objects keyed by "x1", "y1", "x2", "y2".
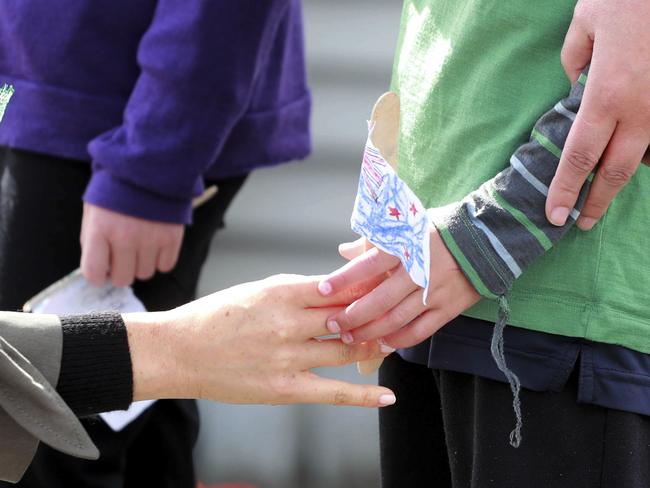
[{"x1": 0, "y1": 84, "x2": 15, "y2": 123}]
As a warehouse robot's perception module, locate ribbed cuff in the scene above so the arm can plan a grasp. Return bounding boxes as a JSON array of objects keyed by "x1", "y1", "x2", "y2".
[
  {"x1": 83, "y1": 167, "x2": 197, "y2": 224},
  {"x1": 429, "y1": 205, "x2": 506, "y2": 299},
  {"x1": 57, "y1": 313, "x2": 133, "y2": 417}
]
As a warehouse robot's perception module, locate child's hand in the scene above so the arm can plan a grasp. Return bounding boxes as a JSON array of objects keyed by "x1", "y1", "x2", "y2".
[{"x1": 318, "y1": 231, "x2": 480, "y2": 349}]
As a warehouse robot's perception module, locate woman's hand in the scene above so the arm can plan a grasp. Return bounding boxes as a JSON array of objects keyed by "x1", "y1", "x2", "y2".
[
  {"x1": 318, "y1": 233, "x2": 480, "y2": 349},
  {"x1": 125, "y1": 274, "x2": 396, "y2": 407}
]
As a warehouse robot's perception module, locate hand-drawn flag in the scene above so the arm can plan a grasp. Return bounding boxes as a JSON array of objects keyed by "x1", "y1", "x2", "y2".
[{"x1": 351, "y1": 124, "x2": 431, "y2": 302}]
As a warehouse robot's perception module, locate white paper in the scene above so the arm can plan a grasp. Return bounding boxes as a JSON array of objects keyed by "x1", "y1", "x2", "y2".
[
  {"x1": 351, "y1": 125, "x2": 431, "y2": 302},
  {"x1": 26, "y1": 269, "x2": 155, "y2": 431}
]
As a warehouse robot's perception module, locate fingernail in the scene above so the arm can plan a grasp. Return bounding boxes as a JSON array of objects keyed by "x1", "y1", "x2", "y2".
[
  {"x1": 378, "y1": 394, "x2": 396, "y2": 406},
  {"x1": 577, "y1": 217, "x2": 597, "y2": 231},
  {"x1": 327, "y1": 319, "x2": 340, "y2": 334},
  {"x1": 338, "y1": 242, "x2": 353, "y2": 252},
  {"x1": 380, "y1": 344, "x2": 396, "y2": 354},
  {"x1": 550, "y1": 207, "x2": 570, "y2": 226},
  {"x1": 341, "y1": 332, "x2": 354, "y2": 344},
  {"x1": 318, "y1": 281, "x2": 332, "y2": 296}
]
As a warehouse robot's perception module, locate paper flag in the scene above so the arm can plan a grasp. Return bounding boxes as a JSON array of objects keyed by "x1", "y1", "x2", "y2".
[{"x1": 351, "y1": 123, "x2": 431, "y2": 302}]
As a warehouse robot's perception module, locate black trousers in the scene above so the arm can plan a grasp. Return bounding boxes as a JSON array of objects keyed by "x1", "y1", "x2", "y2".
[
  {"x1": 0, "y1": 148, "x2": 247, "y2": 488},
  {"x1": 379, "y1": 353, "x2": 650, "y2": 488}
]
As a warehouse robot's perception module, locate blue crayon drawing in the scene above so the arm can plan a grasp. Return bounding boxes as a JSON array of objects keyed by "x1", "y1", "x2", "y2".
[{"x1": 351, "y1": 137, "x2": 430, "y2": 302}]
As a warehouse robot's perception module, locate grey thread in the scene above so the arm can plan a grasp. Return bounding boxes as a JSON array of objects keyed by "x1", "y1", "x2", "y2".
[{"x1": 490, "y1": 295, "x2": 522, "y2": 448}]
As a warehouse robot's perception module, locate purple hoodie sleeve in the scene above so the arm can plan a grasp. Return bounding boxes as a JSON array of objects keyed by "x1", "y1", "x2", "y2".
[{"x1": 84, "y1": 1, "x2": 292, "y2": 224}]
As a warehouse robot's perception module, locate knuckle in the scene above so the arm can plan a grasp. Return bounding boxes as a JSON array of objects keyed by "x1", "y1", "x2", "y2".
[
  {"x1": 345, "y1": 282, "x2": 374, "y2": 303},
  {"x1": 270, "y1": 375, "x2": 295, "y2": 400},
  {"x1": 582, "y1": 199, "x2": 608, "y2": 217},
  {"x1": 337, "y1": 344, "x2": 353, "y2": 365},
  {"x1": 564, "y1": 149, "x2": 598, "y2": 176},
  {"x1": 600, "y1": 165, "x2": 634, "y2": 187},
  {"x1": 559, "y1": 46, "x2": 573, "y2": 72},
  {"x1": 363, "y1": 249, "x2": 383, "y2": 269},
  {"x1": 571, "y1": 3, "x2": 589, "y2": 23},
  {"x1": 333, "y1": 389, "x2": 349, "y2": 405},
  {"x1": 111, "y1": 238, "x2": 132, "y2": 252},
  {"x1": 161, "y1": 232, "x2": 181, "y2": 249},
  {"x1": 136, "y1": 269, "x2": 155, "y2": 281},
  {"x1": 361, "y1": 389, "x2": 374, "y2": 407},
  {"x1": 405, "y1": 322, "x2": 431, "y2": 346},
  {"x1": 387, "y1": 307, "x2": 409, "y2": 328},
  {"x1": 596, "y1": 84, "x2": 623, "y2": 113},
  {"x1": 271, "y1": 322, "x2": 293, "y2": 343},
  {"x1": 272, "y1": 346, "x2": 294, "y2": 371}
]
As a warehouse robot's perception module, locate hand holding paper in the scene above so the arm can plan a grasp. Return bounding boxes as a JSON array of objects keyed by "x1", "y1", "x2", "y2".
[
  {"x1": 80, "y1": 203, "x2": 184, "y2": 287},
  {"x1": 321, "y1": 231, "x2": 479, "y2": 349},
  {"x1": 319, "y1": 92, "x2": 478, "y2": 353}
]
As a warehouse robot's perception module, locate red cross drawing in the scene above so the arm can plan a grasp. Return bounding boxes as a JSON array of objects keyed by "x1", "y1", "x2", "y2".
[{"x1": 410, "y1": 203, "x2": 418, "y2": 217}]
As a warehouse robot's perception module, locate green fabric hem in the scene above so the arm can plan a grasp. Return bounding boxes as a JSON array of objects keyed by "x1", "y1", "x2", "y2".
[
  {"x1": 465, "y1": 292, "x2": 650, "y2": 355},
  {"x1": 435, "y1": 222, "x2": 498, "y2": 300}
]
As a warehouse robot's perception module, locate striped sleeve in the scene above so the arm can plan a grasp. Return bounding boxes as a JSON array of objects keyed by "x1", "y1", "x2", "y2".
[{"x1": 430, "y1": 69, "x2": 590, "y2": 298}]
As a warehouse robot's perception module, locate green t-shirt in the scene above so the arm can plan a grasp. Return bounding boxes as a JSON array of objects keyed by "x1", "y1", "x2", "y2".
[{"x1": 392, "y1": 0, "x2": 650, "y2": 354}]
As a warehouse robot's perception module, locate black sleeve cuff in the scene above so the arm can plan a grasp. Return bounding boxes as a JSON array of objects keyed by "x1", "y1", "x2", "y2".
[{"x1": 57, "y1": 312, "x2": 133, "y2": 417}]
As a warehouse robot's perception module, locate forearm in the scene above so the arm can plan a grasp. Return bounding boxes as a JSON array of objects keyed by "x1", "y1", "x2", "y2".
[
  {"x1": 431, "y1": 71, "x2": 590, "y2": 298},
  {"x1": 58, "y1": 311, "x2": 191, "y2": 411},
  {"x1": 123, "y1": 311, "x2": 191, "y2": 402}
]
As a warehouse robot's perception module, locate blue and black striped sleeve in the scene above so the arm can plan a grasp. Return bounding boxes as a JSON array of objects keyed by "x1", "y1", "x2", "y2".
[{"x1": 430, "y1": 71, "x2": 591, "y2": 299}]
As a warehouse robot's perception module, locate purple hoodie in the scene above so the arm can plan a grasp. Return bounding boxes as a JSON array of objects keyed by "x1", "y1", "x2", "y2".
[{"x1": 0, "y1": 0, "x2": 311, "y2": 223}]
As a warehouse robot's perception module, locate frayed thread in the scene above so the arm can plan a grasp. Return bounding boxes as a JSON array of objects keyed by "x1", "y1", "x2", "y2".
[{"x1": 490, "y1": 295, "x2": 522, "y2": 448}]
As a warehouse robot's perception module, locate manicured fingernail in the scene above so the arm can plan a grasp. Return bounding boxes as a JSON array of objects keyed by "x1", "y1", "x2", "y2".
[
  {"x1": 378, "y1": 394, "x2": 396, "y2": 406},
  {"x1": 577, "y1": 217, "x2": 597, "y2": 231},
  {"x1": 380, "y1": 344, "x2": 396, "y2": 354},
  {"x1": 327, "y1": 319, "x2": 340, "y2": 334},
  {"x1": 338, "y1": 242, "x2": 353, "y2": 252},
  {"x1": 318, "y1": 281, "x2": 332, "y2": 296},
  {"x1": 549, "y1": 207, "x2": 570, "y2": 226},
  {"x1": 341, "y1": 332, "x2": 354, "y2": 344}
]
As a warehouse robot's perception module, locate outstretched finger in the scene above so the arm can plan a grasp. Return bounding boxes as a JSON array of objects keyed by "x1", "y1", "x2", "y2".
[
  {"x1": 343, "y1": 289, "x2": 426, "y2": 344},
  {"x1": 157, "y1": 241, "x2": 181, "y2": 274},
  {"x1": 382, "y1": 308, "x2": 449, "y2": 349},
  {"x1": 300, "y1": 338, "x2": 394, "y2": 368},
  {"x1": 576, "y1": 126, "x2": 647, "y2": 230},
  {"x1": 318, "y1": 248, "x2": 400, "y2": 297},
  {"x1": 326, "y1": 267, "x2": 417, "y2": 335},
  {"x1": 294, "y1": 373, "x2": 396, "y2": 408},
  {"x1": 546, "y1": 80, "x2": 617, "y2": 226},
  {"x1": 338, "y1": 238, "x2": 370, "y2": 261},
  {"x1": 303, "y1": 273, "x2": 387, "y2": 311},
  {"x1": 136, "y1": 245, "x2": 158, "y2": 281},
  {"x1": 110, "y1": 244, "x2": 136, "y2": 288},
  {"x1": 80, "y1": 233, "x2": 110, "y2": 286}
]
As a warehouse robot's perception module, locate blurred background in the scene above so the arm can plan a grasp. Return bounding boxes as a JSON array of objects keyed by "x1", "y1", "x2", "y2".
[{"x1": 194, "y1": 1, "x2": 402, "y2": 487}]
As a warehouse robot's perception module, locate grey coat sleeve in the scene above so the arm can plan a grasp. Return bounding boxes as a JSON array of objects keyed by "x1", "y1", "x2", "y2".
[
  {"x1": 430, "y1": 70, "x2": 590, "y2": 299},
  {"x1": 0, "y1": 313, "x2": 97, "y2": 483}
]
